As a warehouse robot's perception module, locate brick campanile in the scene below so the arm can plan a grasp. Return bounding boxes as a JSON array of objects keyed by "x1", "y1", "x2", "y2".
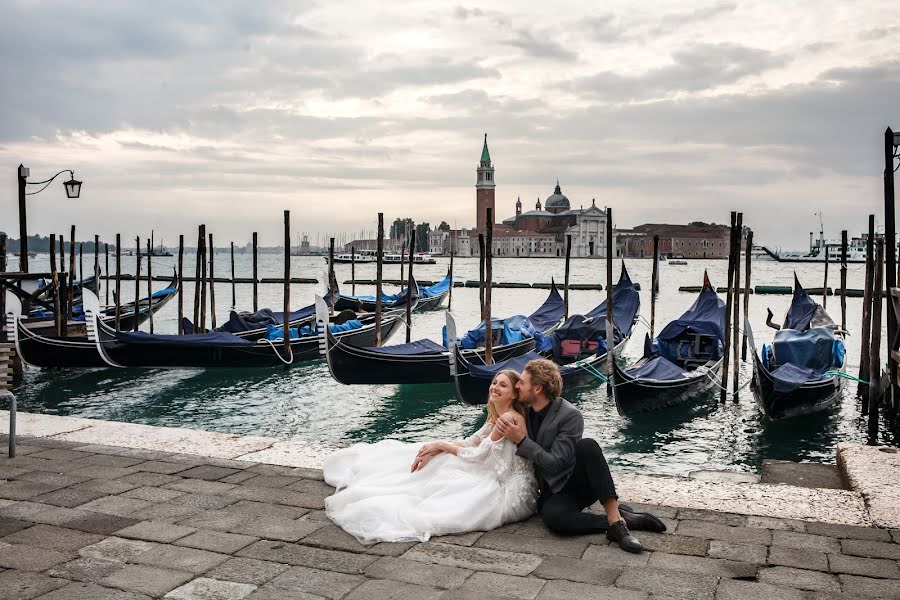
[{"x1": 475, "y1": 133, "x2": 495, "y2": 231}]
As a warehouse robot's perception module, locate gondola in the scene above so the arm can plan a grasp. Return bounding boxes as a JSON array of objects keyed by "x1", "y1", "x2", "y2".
[
  {"x1": 410, "y1": 271, "x2": 452, "y2": 312},
  {"x1": 83, "y1": 290, "x2": 404, "y2": 369},
  {"x1": 748, "y1": 276, "x2": 846, "y2": 419},
  {"x1": 332, "y1": 277, "x2": 419, "y2": 313},
  {"x1": 4, "y1": 276, "x2": 180, "y2": 369},
  {"x1": 450, "y1": 265, "x2": 641, "y2": 405},
  {"x1": 612, "y1": 272, "x2": 725, "y2": 416},
  {"x1": 322, "y1": 281, "x2": 565, "y2": 385}
]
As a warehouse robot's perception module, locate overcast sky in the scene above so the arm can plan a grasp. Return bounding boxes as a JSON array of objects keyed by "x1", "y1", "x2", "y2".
[{"x1": 1, "y1": 0, "x2": 899, "y2": 248}]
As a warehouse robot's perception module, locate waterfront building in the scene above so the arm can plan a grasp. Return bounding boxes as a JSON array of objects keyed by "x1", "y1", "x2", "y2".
[{"x1": 617, "y1": 223, "x2": 731, "y2": 259}]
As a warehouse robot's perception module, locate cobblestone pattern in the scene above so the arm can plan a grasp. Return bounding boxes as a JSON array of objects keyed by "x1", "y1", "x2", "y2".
[{"x1": 1, "y1": 435, "x2": 899, "y2": 599}]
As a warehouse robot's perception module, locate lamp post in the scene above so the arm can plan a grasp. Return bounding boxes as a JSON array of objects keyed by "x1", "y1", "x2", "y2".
[{"x1": 17, "y1": 164, "x2": 82, "y2": 272}]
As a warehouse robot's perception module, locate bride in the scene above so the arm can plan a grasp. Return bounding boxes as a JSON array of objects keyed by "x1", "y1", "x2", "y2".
[{"x1": 324, "y1": 369, "x2": 537, "y2": 544}]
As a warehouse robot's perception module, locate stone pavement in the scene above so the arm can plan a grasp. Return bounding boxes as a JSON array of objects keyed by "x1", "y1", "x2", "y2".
[{"x1": 2, "y1": 435, "x2": 900, "y2": 599}]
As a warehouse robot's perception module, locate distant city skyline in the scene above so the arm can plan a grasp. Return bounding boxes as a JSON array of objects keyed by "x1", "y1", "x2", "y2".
[{"x1": 1, "y1": 1, "x2": 898, "y2": 249}]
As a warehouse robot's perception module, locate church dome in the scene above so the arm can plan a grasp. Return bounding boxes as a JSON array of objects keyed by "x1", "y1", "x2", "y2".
[{"x1": 545, "y1": 181, "x2": 570, "y2": 211}]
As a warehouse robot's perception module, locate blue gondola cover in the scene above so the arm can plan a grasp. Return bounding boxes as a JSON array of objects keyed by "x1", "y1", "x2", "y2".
[
  {"x1": 419, "y1": 274, "x2": 452, "y2": 298},
  {"x1": 115, "y1": 331, "x2": 254, "y2": 346},
  {"x1": 467, "y1": 351, "x2": 545, "y2": 380},
  {"x1": 527, "y1": 285, "x2": 565, "y2": 333},
  {"x1": 625, "y1": 356, "x2": 690, "y2": 381},
  {"x1": 654, "y1": 285, "x2": 725, "y2": 365},
  {"x1": 584, "y1": 268, "x2": 640, "y2": 337},
  {"x1": 368, "y1": 339, "x2": 446, "y2": 355}
]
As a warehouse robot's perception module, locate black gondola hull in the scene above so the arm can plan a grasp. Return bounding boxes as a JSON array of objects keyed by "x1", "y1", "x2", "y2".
[
  {"x1": 325, "y1": 332, "x2": 536, "y2": 385},
  {"x1": 750, "y1": 350, "x2": 842, "y2": 419},
  {"x1": 612, "y1": 358, "x2": 721, "y2": 416}
]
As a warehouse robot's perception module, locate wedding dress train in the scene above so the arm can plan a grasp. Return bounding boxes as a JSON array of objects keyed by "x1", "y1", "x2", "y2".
[{"x1": 323, "y1": 422, "x2": 537, "y2": 543}]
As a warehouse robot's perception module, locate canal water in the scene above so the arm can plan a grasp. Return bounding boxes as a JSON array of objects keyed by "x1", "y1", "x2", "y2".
[{"x1": 11, "y1": 253, "x2": 897, "y2": 475}]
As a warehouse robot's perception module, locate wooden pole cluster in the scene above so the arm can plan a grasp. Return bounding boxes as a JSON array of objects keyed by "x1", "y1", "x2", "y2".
[
  {"x1": 741, "y1": 230, "x2": 753, "y2": 361},
  {"x1": 115, "y1": 234, "x2": 122, "y2": 331},
  {"x1": 252, "y1": 232, "x2": 259, "y2": 312},
  {"x1": 177, "y1": 235, "x2": 184, "y2": 334},
  {"x1": 732, "y1": 213, "x2": 743, "y2": 396},
  {"x1": 840, "y1": 230, "x2": 848, "y2": 332},
  {"x1": 859, "y1": 215, "x2": 875, "y2": 400},
  {"x1": 605, "y1": 208, "x2": 614, "y2": 395},
  {"x1": 405, "y1": 230, "x2": 416, "y2": 344},
  {"x1": 868, "y1": 238, "x2": 885, "y2": 438},
  {"x1": 283, "y1": 211, "x2": 291, "y2": 362},
  {"x1": 484, "y1": 209, "x2": 494, "y2": 364},
  {"x1": 375, "y1": 214, "x2": 384, "y2": 347},
  {"x1": 564, "y1": 235, "x2": 572, "y2": 320},
  {"x1": 720, "y1": 211, "x2": 738, "y2": 403},
  {"x1": 650, "y1": 235, "x2": 659, "y2": 341},
  {"x1": 883, "y1": 127, "x2": 898, "y2": 413}
]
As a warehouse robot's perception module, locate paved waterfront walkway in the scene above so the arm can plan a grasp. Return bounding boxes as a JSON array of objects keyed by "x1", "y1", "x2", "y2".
[{"x1": 2, "y1": 434, "x2": 900, "y2": 599}]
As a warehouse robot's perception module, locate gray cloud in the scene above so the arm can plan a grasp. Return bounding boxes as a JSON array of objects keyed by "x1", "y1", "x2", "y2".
[
  {"x1": 583, "y1": 15, "x2": 628, "y2": 43},
  {"x1": 651, "y1": 1, "x2": 738, "y2": 35},
  {"x1": 858, "y1": 26, "x2": 900, "y2": 41},
  {"x1": 569, "y1": 43, "x2": 786, "y2": 101},
  {"x1": 504, "y1": 29, "x2": 577, "y2": 62}
]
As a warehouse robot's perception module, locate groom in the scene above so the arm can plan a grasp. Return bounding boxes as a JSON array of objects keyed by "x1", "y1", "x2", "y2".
[{"x1": 495, "y1": 358, "x2": 665, "y2": 553}]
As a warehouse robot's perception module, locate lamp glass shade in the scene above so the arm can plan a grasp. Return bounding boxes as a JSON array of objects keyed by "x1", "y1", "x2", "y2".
[{"x1": 64, "y1": 178, "x2": 82, "y2": 198}]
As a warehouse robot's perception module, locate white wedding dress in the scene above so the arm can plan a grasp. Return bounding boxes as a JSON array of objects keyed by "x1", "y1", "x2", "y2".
[{"x1": 324, "y1": 421, "x2": 537, "y2": 544}]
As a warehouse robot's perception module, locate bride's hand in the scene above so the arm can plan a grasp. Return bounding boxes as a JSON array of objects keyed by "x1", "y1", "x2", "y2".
[{"x1": 410, "y1": 442, "x2": 446, "y2": 472}]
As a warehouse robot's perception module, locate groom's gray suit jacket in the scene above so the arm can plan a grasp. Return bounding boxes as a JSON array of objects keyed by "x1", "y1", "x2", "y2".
[{"x1": 515, "y1": 398, "x2": 584, "y2": 494}]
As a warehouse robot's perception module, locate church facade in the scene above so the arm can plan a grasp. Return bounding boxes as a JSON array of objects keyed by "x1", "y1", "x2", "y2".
[{"x1": 431, "y1": 135, "x2": 615, "y2": 258}]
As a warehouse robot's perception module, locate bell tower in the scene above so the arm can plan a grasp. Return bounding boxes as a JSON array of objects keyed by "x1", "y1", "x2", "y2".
[{"x1": 476, "y1": 133, "x2": 495, "y2": 231}]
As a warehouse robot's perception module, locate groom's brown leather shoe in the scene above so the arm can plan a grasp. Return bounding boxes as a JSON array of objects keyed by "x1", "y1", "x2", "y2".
[
  {"x1": 607, "y1": 520, "x2": 643, "y2": 553},
  {"x1": 620, "y1": 506, "x2": 667, "y2": 533}
]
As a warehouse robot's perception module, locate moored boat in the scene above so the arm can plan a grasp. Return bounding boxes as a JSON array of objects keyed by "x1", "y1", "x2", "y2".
[
  {"x1": 748, "y1": 276, "x2": 847, "y2": 419},
  {"x1": 612, "y1": 272, "x2": 725, "y2": 416}
]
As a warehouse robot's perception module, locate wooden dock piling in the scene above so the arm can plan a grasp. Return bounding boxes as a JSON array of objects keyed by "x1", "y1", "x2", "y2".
[
  {"x1": 49, "y1": 236, "x2": 61, "y2": 336},
  {"x1": 883, "y1": 127, "x2": 898, "y2": 413},
  {"x1": 605, "y1": 208, "x2": 614, "y2": 395},
  {"x1": 115, "y1": 234, "x2": 122, "y2": 331},
  {"x1": 230, "y1": 242, "x2": 236, "y2": 309},
  {"x1": 94, "y1": 235, "x2": 100, "y2": 301},
  {"x1": 350, "y1": 245, "x2": 356, "y2": 296},
  {"x1": 859, "y1": 215, "x2": 875, "y2": 400},
  {"x1": 564, "y1": 235, "x2": 571, "y2": 320},
  {"x1": 193, "y1": 227, "x2": 202, "y2": 332},
  {"x1": 252, "y1": 232, "x2": 258, "y2": 312},
  {"x1": 283, "y1": 211, "x2": 291, "y2": 362},
  {"x1": 133, "y1": 236, "x2": 141, "y2": 332},
  {"x1": 78, "y1": 242, "x2": 83, "y2": 284},
  {"x1": 105, "y1": 242, "x2": 110, "y2": 305},
  {"x1": 208, "y1": 233, "x2": 216, "y2": 330},
  {"x1": 741, "y1": 230, "x2": 753, "y2": 361},
  {"x1": 199, "y1": 226, "x2": 208, "y2": 332},
  {"x1": 650, "y1": 234, "x2": 659, "y2": 340},
  {"x1": 68, "y1": 226, "x2": 75, "y2": 321},
  {"x1": 484, "y1": 209, "x2": 494, "y2": 364},
  {"x1": 177, "y1": 235, "x2": 184, "y2": 334},
  {"x1": 448, "y1": 235, "x2": 454, "y2": 310},
  {"x1": 732, "y1": 213, "x2": 743, "y2": 396},
  {"x1": 405, "y1": 230, "x2": 415, "y2": 344},
  {"x1": 478, "y1": 233, "x2": 485, "y2": 317},
  {"x1": 375, "y1": 214, "x2": 384, "y2": 347},
  {"x1": 720, "y1": 212, "x2": 737, "y2": 403},
  {"x1": 869, "y1": 238, "x2": 885, "y2": 438},
  {"x1": 146, "y1": 239, "x2": 154, "y2": 333},
  {"x1": 329, "y1": 238, "x2": 336, "y2": 316}
]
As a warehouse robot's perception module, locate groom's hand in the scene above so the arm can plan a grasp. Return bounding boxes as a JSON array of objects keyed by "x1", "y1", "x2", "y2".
[{"x1": 496, "y1": 414, "x2": 526, "y2": 444}]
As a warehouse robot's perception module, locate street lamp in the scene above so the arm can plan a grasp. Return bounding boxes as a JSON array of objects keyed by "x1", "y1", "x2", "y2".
[{"x1": 17, "y1": 164, "x2": 82, "y2": 273}]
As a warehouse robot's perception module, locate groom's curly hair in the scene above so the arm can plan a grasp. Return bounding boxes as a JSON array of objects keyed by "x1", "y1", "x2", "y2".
[{"x1": 524, "y1": 358, "x2": 563, "y2": 399}]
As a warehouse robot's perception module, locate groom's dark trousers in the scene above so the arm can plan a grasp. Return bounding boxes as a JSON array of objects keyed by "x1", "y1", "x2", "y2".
[{"x1": 516, "y1": 398, "x2": 618, "y2": 535}]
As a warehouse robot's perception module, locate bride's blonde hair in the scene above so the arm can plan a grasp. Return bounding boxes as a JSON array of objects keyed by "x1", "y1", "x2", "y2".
[{"x1": 486, "y1": 370, "x2": 526, "y2": 423}]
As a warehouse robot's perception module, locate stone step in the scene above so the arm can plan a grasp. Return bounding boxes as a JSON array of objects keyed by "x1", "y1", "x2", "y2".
[{"x1": 760, "y1": 459, "x2": 846, "y2": 490}]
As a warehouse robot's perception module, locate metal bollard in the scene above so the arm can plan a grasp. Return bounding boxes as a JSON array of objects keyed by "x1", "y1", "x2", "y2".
[{"x1": 2, "y1": 391, "x2": 14, "y2": 458}]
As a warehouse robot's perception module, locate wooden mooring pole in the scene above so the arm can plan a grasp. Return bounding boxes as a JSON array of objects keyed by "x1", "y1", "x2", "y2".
[
  {"x1": 105, "y1": 242, "x2": 110, "y2": 306},
  {"x1": 193, "y1": 227, "x2": 202, "y2": 332},
  {"x1": 208, "y1": 233, "x2": 216, "y2": 330},
  {"x1": 564, "y1": 234, "x2": 572, "y2": 320},
  {"x1": 841, "y1": 230, "x2": 848, "y2": 332},
  {"x1": 484, "y1": 209, "x2": 494, "y2": 364},
  {"x1": 405, "y1": 230, "x2": 416, "y2": 344},
  {"x1": 649, "y1": 234, "x2": 659, "y2": 341},
  {"x1": 146, "y1": 239, "x2": 154, "y2": 333},
  {"x1": 252, "y1": 232, "x2": 258, "y2": 312},
  {"x1": 448, "y1": 234, "x2": 455, "y2": 310},
  {"x1": 329, "y1": 238, "x2": 336, "y2": 316},
  {"x1": 79, "y1": 242, "x2": 83, "y2": 285},
  {"x1": 883, "y1": 127, "x2": 898, "y2": 416},
  {"x1": 49, "y1": 237, "x2": 61, "y2": 336},
  {"x1": 478, "y1": 233, "x2": 486, "y2": 318},
  {"x1": 375, "y1": 213, "x2": 384, "y2": 347},
  {"x1": 68, "y1": 226, "x2": 75, "y2": 321},
  {"x1": 859, "y1": 215, "x2": 875, "y2": 401},
  {"x1": 351, "y1": 245, "x2": 356, "y2": 296},
  {"x1": 732, "y1": 213, "x2": 743, "y2": 397},
  {"x1": 720, "y1": 211, "x2": 738, "y2": 403},
  {"x1": 605, "y1": 208, "x2": 614, "y2": 396},
  {"x1": 230, "y1": 242, "x2": 236, "y2": 309},
  {"x1": 199, "y1": 226, "x2": 208, "y2": 333},
  {"x1": 869, "y1": 238, "x2": 885, "y2": 439},
  {"x1": 177, "y1": 235, "x2": 184, "y2": 334},
  {"x1": 133, "y1": 236, "x2": 141, "y2": 331},
  {"x1": 115, "y1": 234, "x2": 122, "y2": 331},
  {"x1": 741, "y1": 230, "x2": 753, "y2": 361},
  {"x1": 94, "y1": 235, "x2": 100, "y2": 302},
  {"x1": 283, "y1": 211, "x2": 291, "y2": 363},
  {"x1": 823, "y1": 246, "x2": 829, "y2": 309}
]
